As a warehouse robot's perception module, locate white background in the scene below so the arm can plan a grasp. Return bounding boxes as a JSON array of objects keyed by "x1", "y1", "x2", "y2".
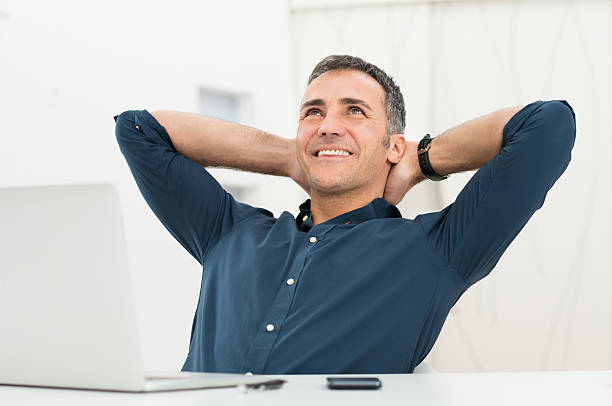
[{"x1": 1, "y1": 0, "x2": 609, "y2": 373}]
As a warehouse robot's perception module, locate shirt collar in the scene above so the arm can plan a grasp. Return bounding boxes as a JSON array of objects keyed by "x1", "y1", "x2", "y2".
[{"x1": 296, "y1": 198, "x2": 401, "y2": 229}]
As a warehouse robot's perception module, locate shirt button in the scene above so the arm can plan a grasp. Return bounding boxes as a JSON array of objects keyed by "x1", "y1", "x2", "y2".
[
  {"x1": 245, "y1": 372, "x2": 253, "y2": 376},
  {"x1": 266, "y1": 324, "x2": 275, "y2": 332},
  {"x1": 309, "y1": 236, "x2": 317, "y2": 243},
  {"x1": 286, "y1": 278, "x2": 295, "y2": 286},
  {"x1": 302, "y1": 215, "x2": 309, "y2": 222}
]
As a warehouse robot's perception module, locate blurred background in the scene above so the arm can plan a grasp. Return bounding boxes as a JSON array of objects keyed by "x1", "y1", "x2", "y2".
[{"x1": 1, "y1": 0, "x2": 609, "y2": 373}]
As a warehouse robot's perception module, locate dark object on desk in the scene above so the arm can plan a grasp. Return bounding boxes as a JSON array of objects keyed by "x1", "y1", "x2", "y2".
[
  {"x1": 327, "y1": 377, "x2": 382, "y2": 390},
  {"x1": 236, "y1": 379, "x2": 286, "y2": 393}
]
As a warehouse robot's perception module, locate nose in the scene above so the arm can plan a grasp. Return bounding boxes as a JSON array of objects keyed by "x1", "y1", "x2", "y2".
[{"x1": 317, "y1": 110, "x2": 346, "y2": 137}]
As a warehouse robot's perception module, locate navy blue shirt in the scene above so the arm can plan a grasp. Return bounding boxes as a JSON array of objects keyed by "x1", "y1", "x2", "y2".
[{"x1": 115, "y1": 100, "x2": 575, "y2": 374}]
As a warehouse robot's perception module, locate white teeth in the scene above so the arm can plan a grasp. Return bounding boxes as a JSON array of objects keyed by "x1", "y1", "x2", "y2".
[{"x1": 317, "y1": 149, "x2": 350, "y2": 157}]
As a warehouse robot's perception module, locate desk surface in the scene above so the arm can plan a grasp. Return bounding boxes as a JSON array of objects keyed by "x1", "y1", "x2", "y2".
[{"x1": 1, "y1": 370, "x2": 611, "y2": 405}]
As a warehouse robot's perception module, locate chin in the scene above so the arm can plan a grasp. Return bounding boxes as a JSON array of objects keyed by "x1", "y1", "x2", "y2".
[{"x1": 310, "y1": 179, "x2": 357, "y2": 195}]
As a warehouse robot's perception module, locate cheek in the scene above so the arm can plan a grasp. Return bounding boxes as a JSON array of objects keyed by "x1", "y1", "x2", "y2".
[
  {"x1": 360, "y1": 141, "x2": 389, "y2": 169},
  {"x1": 295, "y1": 132, "x2": 312, "y2": 168},
  {"x1": 299, "y1": 119, "x2": 319, "y2": 136},
  {"x1": 295, "y1": 135, "x2": 307, "y2": 159},
  {"x1": 297, "y1": 123, "x2": 318, "y2": 149}
]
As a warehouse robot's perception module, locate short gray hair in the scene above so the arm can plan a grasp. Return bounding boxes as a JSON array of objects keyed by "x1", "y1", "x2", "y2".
[{"x1": 307, "y1": 55, "x2": 406, "y2": 147}]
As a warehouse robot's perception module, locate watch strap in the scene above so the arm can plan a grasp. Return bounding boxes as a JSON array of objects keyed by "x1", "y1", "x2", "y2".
[{"x1": 417, "y1": 134, "x2": 448, "y2": 181}]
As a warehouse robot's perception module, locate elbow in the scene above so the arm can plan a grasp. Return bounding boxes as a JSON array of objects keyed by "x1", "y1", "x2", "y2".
[
  {"x1": 114, "y1": 110, "x2": 142, "y2": 148},
  {"x1": 537, "y1": 100, "x2": 576, "y2": 167},
  {"x1": 114, "y1": 110, "x2": 130, "y2": 144},
  {"x1": 545, "y1": 100, "x2": 576, "y2": 148}
]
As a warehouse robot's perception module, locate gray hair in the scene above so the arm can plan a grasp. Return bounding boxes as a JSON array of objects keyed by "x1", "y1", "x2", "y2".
[{"x1": 307, "y1": 55, "x2": 406, "y2": 147}]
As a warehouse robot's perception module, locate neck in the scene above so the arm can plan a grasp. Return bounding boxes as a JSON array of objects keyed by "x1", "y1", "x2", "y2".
[{"x1": 309, "y1": 184, "x2": 383, "y2": 225}]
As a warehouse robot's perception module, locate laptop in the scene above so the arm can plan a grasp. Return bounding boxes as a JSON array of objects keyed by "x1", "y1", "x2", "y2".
[{"x1": 0, "y1": 183, "x2": 273, "y2": 392}]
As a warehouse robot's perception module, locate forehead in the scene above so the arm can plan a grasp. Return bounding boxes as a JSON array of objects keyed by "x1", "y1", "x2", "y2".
[{"x1": 302, "y1": 69, "x2": 385, "y2": 109}]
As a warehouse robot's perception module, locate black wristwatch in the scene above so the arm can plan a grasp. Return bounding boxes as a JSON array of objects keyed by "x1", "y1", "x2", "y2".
[{"x1": 417, "y1": 134, "x2": 448, "y2": 181}]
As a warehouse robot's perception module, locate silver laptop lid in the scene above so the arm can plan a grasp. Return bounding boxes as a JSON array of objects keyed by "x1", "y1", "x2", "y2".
[{"x1": 0, "y1": 183, "x2": 145, "y2": 391}]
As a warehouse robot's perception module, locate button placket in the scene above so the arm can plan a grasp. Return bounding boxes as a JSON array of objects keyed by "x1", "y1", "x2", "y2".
[
  {"x1": 240, "y1": 228, "x2": 325, "y2": 374},
  {"x1": 240, "y1": 255, "x2": 308, "y2": 373}
]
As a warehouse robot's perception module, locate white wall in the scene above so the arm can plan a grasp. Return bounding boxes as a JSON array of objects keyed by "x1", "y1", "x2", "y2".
[
  {"x1": 291, "y1": 0, "x2": 611, "y2": 372},
  {"x1": 0, "y1": 0, "x2": 297, "y2": 371}
]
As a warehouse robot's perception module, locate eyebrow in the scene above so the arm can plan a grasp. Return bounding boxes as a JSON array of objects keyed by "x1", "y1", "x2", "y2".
[
  {"x1": 300, "y1": 97, "x2": 374, "y2": 112},
  {"x1": 340, "y1": 98, "x2": 373, "y2": 112},
  {"x1": 300, "y1": 98, "x2": 325, "y2": 110}
]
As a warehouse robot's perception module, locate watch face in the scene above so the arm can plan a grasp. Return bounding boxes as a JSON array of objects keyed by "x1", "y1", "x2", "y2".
[
  {"x1": 418, "y1": 136, "x2": 431, "y2": 154},
  {"x1": 418, "y1": 134, "x2": 432, "y2": 146}
]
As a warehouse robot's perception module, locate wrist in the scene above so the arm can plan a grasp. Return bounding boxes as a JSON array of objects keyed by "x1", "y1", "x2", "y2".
[
  {"x1": 284, "y1": 138, "x2": 297, "y2": 178},
  {"x1": 408, "y1": 142, "x2": 427, "y2": 184},
  {"x1": 417, "y1": 134, "x2": 448, "y2": 181},
  {"x1": 286, "y1": 138, "x2": 310, "y2": 195}
]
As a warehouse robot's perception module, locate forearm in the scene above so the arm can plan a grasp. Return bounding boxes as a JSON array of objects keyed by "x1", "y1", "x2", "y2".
[
  {"x1": 150, "y1": 111, "x2": 292, "y2": 177},
  {"x1": 423, "y1": 104, "x2": 525, "y2": 179}
]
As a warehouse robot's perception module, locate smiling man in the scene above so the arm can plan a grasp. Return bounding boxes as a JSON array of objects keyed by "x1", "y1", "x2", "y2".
[{"x1": 115, "y1": 55, "x2": 576, "y2": 374}]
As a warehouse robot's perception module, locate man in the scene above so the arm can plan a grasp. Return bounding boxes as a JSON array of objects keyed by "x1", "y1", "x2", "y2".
[{"x1": 115, "y1": 55, "x2": 576, "y2": 374}]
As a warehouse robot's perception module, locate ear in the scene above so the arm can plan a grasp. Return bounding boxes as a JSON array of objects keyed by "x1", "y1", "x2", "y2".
[{"x1": 386, "y1": 134, "x2": 406, "y2": 164}]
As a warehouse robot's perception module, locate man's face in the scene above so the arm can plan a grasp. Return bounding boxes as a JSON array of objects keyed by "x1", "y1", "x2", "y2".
[{"x1": 296, "y1": 69, "x2": 394, "y2": 196}]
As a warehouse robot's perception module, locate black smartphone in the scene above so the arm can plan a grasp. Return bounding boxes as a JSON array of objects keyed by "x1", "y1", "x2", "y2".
[{"x1": 326, "y1": 377, "x2": 382, "y2": 390}]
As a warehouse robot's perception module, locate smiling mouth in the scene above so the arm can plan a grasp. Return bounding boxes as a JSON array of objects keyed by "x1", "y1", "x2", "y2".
[{"x1": 314, "y1": 149, "x2": 353, "y2": 158}]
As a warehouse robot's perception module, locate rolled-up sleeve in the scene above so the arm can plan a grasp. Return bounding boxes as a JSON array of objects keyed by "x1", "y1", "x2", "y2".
[
  {"x1": 114, "y1": 110, "x2": 268, "y2": 265},
  {"x1": 416, "y1": 100, "x2": 576, "y2": 285}
]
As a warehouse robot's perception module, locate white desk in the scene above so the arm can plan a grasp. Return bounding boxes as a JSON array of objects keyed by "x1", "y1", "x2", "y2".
[{"x1": 1, "y1": 370, "x2": 611, "y2": 405}]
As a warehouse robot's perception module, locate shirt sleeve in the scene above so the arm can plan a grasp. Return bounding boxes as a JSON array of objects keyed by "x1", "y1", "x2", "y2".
[
  {"x1": 416, "y1": 100, "x2": 576, "y2": 285},
  {"x1": 114, "y1": 110, "x2": 271, "y2": 265}
]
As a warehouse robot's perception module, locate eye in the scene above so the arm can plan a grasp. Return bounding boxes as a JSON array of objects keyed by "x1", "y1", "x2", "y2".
[
  {"x1": 348, "y1": 106, "x2": 364, "y2": 115},
  {"x1": 305, "y1": 108, "x2": 322, "y2": 117}
]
